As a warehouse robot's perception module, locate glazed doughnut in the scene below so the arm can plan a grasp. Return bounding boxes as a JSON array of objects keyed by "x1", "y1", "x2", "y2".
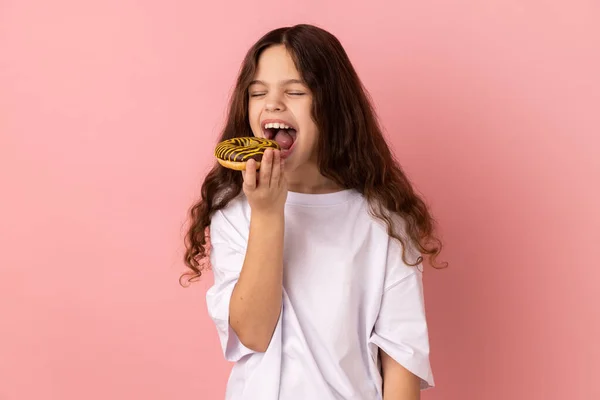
[{"x1": 215, "y1": 137, "x2": 281, "y2": 170}]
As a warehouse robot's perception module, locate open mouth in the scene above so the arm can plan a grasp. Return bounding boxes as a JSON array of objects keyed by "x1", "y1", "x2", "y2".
[{"x1": 262, "y1": 120, "x2": 297, "y2": 152}]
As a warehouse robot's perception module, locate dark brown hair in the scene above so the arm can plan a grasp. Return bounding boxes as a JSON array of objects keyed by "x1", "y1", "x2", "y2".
[{"x1": 182, "y1": 24, "x2": 447, "y2": 284}]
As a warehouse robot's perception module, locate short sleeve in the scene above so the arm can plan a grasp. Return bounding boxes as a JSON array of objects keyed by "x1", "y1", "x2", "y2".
[
  {"x1": 368, "y1": 237, "x2": 435, "y2": 390},
  {"x1": 205, "y1": 209, "x2": 256, "y2": 362}
]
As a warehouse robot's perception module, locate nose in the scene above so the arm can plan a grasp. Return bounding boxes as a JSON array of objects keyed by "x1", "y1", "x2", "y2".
[
  {"x1": 265, "y1": 103, "x2": 282, "y2": 112},
  {"x1": 264, "y1": 92, "x2": 285, "y2": 112}
]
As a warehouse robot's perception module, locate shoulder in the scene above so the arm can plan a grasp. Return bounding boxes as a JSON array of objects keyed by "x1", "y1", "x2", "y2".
[
  {"x1": 366, "y1": 201, "x2": 423, "y2": 277},
  {"x1": 363, "y1": 199, "x2": 409, "y2": 240},
  {"x1": 211, "y1": 191, "x2": 249, "y2": 222},
  {"x1": 348, "y1": 196, "x2": 421, "y2": 265},
  {"x1": 209, "y1": 192, "x2": 250, "y2": 246}
]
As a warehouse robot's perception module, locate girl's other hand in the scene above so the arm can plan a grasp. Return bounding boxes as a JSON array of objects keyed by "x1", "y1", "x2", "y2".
[{"x1": 242, "y1": 148, "x2": 288, "y2": 215}]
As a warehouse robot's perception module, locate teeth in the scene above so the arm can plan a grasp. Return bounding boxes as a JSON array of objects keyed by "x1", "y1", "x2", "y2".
[{"x1": 264, "y1": 122, "x2": 292, "y2": 130}]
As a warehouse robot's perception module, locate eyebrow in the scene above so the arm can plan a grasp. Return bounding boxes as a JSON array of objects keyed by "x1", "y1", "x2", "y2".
[{"x1": 249, "y1": 79, "x2": 306, "y2": 87}]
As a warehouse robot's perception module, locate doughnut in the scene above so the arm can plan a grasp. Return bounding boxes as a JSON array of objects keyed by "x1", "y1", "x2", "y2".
[{"x1": 215, "y1": 137, "x2": 281, "y2": 170}]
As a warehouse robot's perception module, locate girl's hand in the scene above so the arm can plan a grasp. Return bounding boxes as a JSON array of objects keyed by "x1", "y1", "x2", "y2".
[{"x1": 242, "y1": 148, "x2": 287, "y2": 215}]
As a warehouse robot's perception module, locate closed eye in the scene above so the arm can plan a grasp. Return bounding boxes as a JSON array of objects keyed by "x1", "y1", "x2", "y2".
[
  {"x1": 249, "y1": 92, "x2": 266, "y2": 97},
  {"x1": 288, "y1": 92, "x2": 306, "y2": 96}
]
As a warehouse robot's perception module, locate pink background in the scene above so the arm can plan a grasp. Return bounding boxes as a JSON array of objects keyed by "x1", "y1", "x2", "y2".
[{"x1": 1, "y1": 0, "x2": 599, "y2": 399}]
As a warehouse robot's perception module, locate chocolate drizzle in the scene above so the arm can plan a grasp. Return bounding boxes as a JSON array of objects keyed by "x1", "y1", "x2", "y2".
[{"x1": 215, "y1": 137, "x2": 281, "y2": 162}]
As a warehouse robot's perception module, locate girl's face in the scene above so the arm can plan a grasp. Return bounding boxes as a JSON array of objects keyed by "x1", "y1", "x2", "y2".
[{"x1": 248, "y1": 45, "x2": 319, "y2": 174}]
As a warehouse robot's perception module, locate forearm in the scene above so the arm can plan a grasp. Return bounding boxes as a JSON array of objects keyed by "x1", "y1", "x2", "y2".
[
  {"x1": 381, "y1": 349, "x2": 421, "y2": 400},
  {"x1": 383, "y1": 385, "x2": 420, "y2": 400},
  {"x1": 229, "y1": 212, "x2": 284, "y2": 352}
]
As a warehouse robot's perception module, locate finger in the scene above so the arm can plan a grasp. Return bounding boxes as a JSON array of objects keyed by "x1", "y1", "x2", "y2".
[
  {"x1": 259, "y1": 149, "x2": 273, "y2": 188},
  {"x1": 280, "y1": 158, "x2": 285, "y2": 186},
  {"x1": 243, "y1": 159, "x2": 257, "y2": 190},
  {"x1": 270, "y1": 150, "x2": 281, "y2": 188}
]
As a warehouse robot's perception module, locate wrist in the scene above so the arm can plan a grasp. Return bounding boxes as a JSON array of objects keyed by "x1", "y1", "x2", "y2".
[{"x1": 251, "y1": 209, "x2": 284, "y2": 224}]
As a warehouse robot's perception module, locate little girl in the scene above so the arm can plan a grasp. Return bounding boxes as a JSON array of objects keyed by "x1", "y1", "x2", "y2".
[{"x1": 184, "y1": 24, "x2": 446, "y2": 400}]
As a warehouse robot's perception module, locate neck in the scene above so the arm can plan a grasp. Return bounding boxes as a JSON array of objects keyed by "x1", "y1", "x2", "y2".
[{"x1": 285, "y1": 163, "x2": 344, "y2": 194}]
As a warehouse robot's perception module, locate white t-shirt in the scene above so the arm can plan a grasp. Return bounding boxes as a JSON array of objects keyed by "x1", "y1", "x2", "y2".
[{"x1": 206, "y1": 189, "x2": 434, "y2": 400}]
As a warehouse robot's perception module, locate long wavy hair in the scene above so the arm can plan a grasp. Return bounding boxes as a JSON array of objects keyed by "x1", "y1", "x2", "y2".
[{"x1": 182, "y1": 24, "x2": 447, "y2": 285}]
